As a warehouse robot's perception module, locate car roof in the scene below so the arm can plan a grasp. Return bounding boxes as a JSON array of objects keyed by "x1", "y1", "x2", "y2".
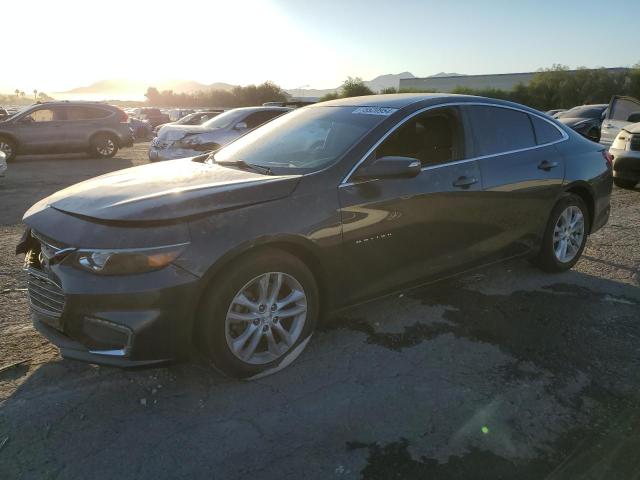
[
  {"x1": 310, "y1": 93, "x2": 553, "y2": 117},
  {"x1": 315, "y1": 93, "x2": 472, "y2": 109},
  {"x1": 229, "y1": 106, "x2": 293, "y2": 112}
]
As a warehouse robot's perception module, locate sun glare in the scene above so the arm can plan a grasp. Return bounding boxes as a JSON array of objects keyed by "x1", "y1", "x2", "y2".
[{"x1": 2, "y1": 0, "x2": 338, "y2": 95}]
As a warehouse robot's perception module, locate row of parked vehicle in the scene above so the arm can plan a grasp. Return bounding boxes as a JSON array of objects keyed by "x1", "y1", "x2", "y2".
[{"x1": 545, "y1": 95, "x2": 640, "y2": 188}]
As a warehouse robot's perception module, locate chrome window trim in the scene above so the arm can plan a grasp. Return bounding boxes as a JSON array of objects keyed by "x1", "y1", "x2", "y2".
[{"x1": 339, "y1": 101, "x2": 569, "y2": 186}]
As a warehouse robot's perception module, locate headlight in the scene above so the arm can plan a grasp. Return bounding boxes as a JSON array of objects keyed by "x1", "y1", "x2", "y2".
[
  {"x1": 71, "y1": 243, "x2": 189, "y2": 275},
  {"x1": 178, "y1": 134, "x2": 219, "y2": 152}
]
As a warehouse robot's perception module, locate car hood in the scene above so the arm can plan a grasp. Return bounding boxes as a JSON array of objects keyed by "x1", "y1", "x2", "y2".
[
  {"x1": 157, "y1": 124, "x2": 216, "y2": 142},
  {"x1": 622, "y1": 123, "x2": 640, "y2": 134},
  {"x1": 23, "y1": 158, "x2": 302, "y2": 223},
  {"x1": 558, "y1": 117, "x2": 595, "y2": 127}
]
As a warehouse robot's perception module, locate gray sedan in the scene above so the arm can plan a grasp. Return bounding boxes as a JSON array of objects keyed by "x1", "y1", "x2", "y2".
[{"x1": 148, "y1": 107, "x2": 291, "y2": 161}]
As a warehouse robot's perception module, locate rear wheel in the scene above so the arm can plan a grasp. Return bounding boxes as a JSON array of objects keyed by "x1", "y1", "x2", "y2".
[
  {"x1": 197, "y1": 248, "x2": 319, "y2": 378},
  {"x1": 613, "y1": 178, "x2": 637, "y2": 189},
  {"x1": 0, "y1": 136, "x2": 17, "y2": 162},
  {"x1": 531, "y1": 193, "x2": 589, "y2": 272},
  {"x1": 90, "y1": 133, "x2": 119, "y2": 158}
]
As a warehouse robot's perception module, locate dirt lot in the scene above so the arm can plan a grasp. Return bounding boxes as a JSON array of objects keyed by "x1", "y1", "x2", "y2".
[{"x1": 0, "y1": 144, "x2": 639, "y2": 479}]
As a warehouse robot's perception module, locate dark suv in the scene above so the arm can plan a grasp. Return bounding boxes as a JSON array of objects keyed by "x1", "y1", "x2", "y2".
[{"x1": 0, "y1": 102, "x2": 134, "y2": 161}]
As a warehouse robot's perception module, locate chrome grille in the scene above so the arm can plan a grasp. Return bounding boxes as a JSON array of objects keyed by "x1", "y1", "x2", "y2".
[{"x1": 26, "y1": 267, "x2": 65, "y2": 318}]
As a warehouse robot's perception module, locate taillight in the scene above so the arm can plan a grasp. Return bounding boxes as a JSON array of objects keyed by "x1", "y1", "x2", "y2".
[
  {"x1": 602, "y1": 150, "x2": 613, "y2": 168},
  {"x1": 117, "y1": 109, "x2": 128, "y2": 123}
]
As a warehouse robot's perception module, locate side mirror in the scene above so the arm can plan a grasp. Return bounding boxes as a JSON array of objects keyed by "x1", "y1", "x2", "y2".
[
  {"x1": 234, "y1": 121, "x2": 248, "y2": 130},
  {"x1": 353, "y1": 156, "x2": 421, "y2": 180},
  {"x1": 626, "y1": 112, "x2": 640, "y2": 123}
]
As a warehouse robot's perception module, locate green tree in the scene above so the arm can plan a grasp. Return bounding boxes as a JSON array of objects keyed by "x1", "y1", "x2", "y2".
[{"x1": 340, "y1": 77, "x2": 374, "y2": 97}]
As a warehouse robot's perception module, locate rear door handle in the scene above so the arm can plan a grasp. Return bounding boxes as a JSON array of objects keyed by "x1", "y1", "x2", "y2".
[
  {"x1": 538, "y1": 160, "x2": 559, "y2": 171},
  {"x1": 452, "y1": 176, "x2": 478, "y2": 189}
]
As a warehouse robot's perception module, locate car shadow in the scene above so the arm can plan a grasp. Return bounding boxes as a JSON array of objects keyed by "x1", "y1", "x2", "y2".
[{"x1": 1, "y1": 260, "x2": 640, "y2": 479}]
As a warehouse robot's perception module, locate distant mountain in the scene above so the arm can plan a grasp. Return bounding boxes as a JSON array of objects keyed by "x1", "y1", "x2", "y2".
[
  {"x1": 286, "y1": 72, "x2": 418, "y2": 99},
  {"x1": 427, "y1": 72, "x2": 466, "y2": 78},
  {"x1": 364, "y1": 72, "x2": 416, "y2": 91}
]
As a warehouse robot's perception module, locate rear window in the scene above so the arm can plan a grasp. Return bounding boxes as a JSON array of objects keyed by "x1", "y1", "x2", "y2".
[
  {"x1": 466, "y1": 105, "x2": 536, "y2": 156},
  {"x1": 530, "y1": 115, "x2": 563, "y2": 145}
]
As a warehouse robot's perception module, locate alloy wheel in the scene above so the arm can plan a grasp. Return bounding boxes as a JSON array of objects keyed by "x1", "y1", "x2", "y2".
[
  {"x1": 0, "y1": 141, "x2": 13, "y2": 158},
  {"x1": 225, "y1": 272, "x2": 307, "y2": 365},
  {"x1": 97, "y1": 139, "x2": 115, "y2": 156},
  {"x1": 553, "y1": 205, "x2": 585, "y2": 263}
]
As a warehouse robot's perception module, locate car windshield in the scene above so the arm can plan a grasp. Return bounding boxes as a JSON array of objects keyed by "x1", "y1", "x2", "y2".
[
  {"x1": 558, "y1": 106, "x2": 605, "y2": 119},
  {"x1": 201, "y1": 109, "x2": 247, "y2": 129},
  {"x1": 175, "y1": 113, "x2": 199, "y2": 125},
  {"x1": 212, "y1": 106, "x2": 388, "y2": 173}
]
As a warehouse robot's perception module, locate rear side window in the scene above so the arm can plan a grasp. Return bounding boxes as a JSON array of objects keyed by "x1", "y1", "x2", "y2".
[
  {"x1": 530, "y1": 115, "x2": 563, "y2": 145},
  {"x1": 66, "y1": 107, "x2": 112, "y2": 121},
  {"x1": 466, "y1": 106, "x2": 536, "y2": 156}
]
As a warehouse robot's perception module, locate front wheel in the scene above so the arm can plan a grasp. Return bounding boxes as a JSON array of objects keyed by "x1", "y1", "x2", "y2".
[
  {"x1": 197, "y1": 248, "x2": 319, "y2": 378},
  {"x1": 90, "y1": 134, "x2": 119, "y2": 158},
  {"x1": 0, "y1": 136, "x2": 17, "y2": 162},
  {"x1": 531, "y1": 193, "x2": 590, "y2": 272}
]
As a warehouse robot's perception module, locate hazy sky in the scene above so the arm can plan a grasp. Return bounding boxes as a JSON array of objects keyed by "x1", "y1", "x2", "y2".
[{"x1": 2, "y1": 0, "x2": 639, "y2": 93}]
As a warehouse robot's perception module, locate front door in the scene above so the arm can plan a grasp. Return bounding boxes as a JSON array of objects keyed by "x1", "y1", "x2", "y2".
[
  {"x1": 601, "y1": 96, "x2": 640, "y2": 146},
  {"x1": 13, "y1": 107, "x2": 68, "y2": 154},
  {"x1": 338, "y1": 106, "x2": 488, "y2": 303}
]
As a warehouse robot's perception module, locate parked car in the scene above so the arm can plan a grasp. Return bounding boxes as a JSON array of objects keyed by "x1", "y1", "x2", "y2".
[
  {"x1": 129, "y1": 117, "x2": 153, "y2": 140},
  {"x1": 152, "y1": 110, "x2": 225, "y2": 136},
  {"x1": 0, "y1": 101, "x2": 134, "y2": 161},
  {"x1": 600, "y1": 95, "x2": 640, "y2": 146},
  {"x1": 0, "y1": 107, "x2": 9, "y2": 121},
  {"x1": 609, "y1": 123, "x2": 640, "y2": 189},
  {"x1": 133, "y1": 107, "x2": 170, "y2": 128},
  {"x1": 545, "y1": 109, "x2": 565, "y2": 118},
  {"x1": 17, "y1": 94, "x2": 612, "y2": 378},
  {"x1": 148, "y1": 106, "x2": 290, "y2": 161},
  {"x1": 555, "y1": 104, "x2": 607, "y2": 142}
]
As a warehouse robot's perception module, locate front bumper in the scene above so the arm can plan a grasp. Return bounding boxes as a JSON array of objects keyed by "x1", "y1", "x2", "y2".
[
  {"x1": 28, "y1": 260, "x2": 202, "y2": 368},
  {"x1": 610, "y1": 148, "x2": 640, "y2": 182}
]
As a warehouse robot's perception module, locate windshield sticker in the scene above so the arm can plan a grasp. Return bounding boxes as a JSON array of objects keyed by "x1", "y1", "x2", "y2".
[{"x1": 352, "y1": 106, "x2": 398, "y2": 116}]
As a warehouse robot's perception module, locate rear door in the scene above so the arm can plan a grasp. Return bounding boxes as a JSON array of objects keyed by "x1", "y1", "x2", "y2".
[
  {"x1": 601, "y1": 96, "x2": 640, "y2": 146},
  {"x1": 12, "y1": 107, "x2": 68, "y2": 153},
  {"x1": 63, "y1": 106, "x2": 114, "y2": 150},
  {"x1": 462, "y1": 105, "x2": 566, "y2": 257},
  {"x1": 339, "y1": 106, "x2": 489, "y2": 302}
]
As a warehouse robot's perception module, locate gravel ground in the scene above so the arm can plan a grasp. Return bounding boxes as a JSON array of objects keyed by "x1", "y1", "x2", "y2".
[{"x1": 0, "y1": 145, "x2": 639, "y2": 479}]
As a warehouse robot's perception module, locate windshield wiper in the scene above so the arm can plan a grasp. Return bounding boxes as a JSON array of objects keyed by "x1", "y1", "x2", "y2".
[{"x1": 215, "y1": 159, "x2": 272, "y2": 175}]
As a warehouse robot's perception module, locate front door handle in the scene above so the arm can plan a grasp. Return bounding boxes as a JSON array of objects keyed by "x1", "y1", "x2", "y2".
[
  {"x1": 452, "y1": 176, "x2": 478, "y2": 189},
  {"x1": 538, "y1": 160, "x2": 559, "y2": 171}
]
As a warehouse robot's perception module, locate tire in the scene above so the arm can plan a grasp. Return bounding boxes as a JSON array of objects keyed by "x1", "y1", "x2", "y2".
[
  {"x1": 614, "y1": 178, "x2": 637, "y2": 189},
  {"x1": 90, "y1": 133, "x2": 119, "y2": 158},
  {"x1": 0, "y1": 136, "x2": 17, "y2": 162},
  {"x1": 197, "y1": 248, "x2": 319, "y2": 378},
  {"x1": 531, "y1": 193, "x2": 590, "y2": 273}
]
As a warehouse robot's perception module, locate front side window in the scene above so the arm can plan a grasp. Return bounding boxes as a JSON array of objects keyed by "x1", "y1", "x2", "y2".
[
  {"x1": 609, "y1": 98, "x2": 640, "y2": 122},
  {"x1": 213, "y1": 106, "x2": 387, "y2": 173},
  {"x1": 375, "y1": 107, "x2": 465, "y2": 166},
  {"x1": 242, "y1": 110, "x2": 287, "y2": 129},
  {"x1": 24, "y1": 108, "x2": 60, "y2": 122},
  {"x1": 466, "y1": 106, "x2": 536, "y2": 156}
]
